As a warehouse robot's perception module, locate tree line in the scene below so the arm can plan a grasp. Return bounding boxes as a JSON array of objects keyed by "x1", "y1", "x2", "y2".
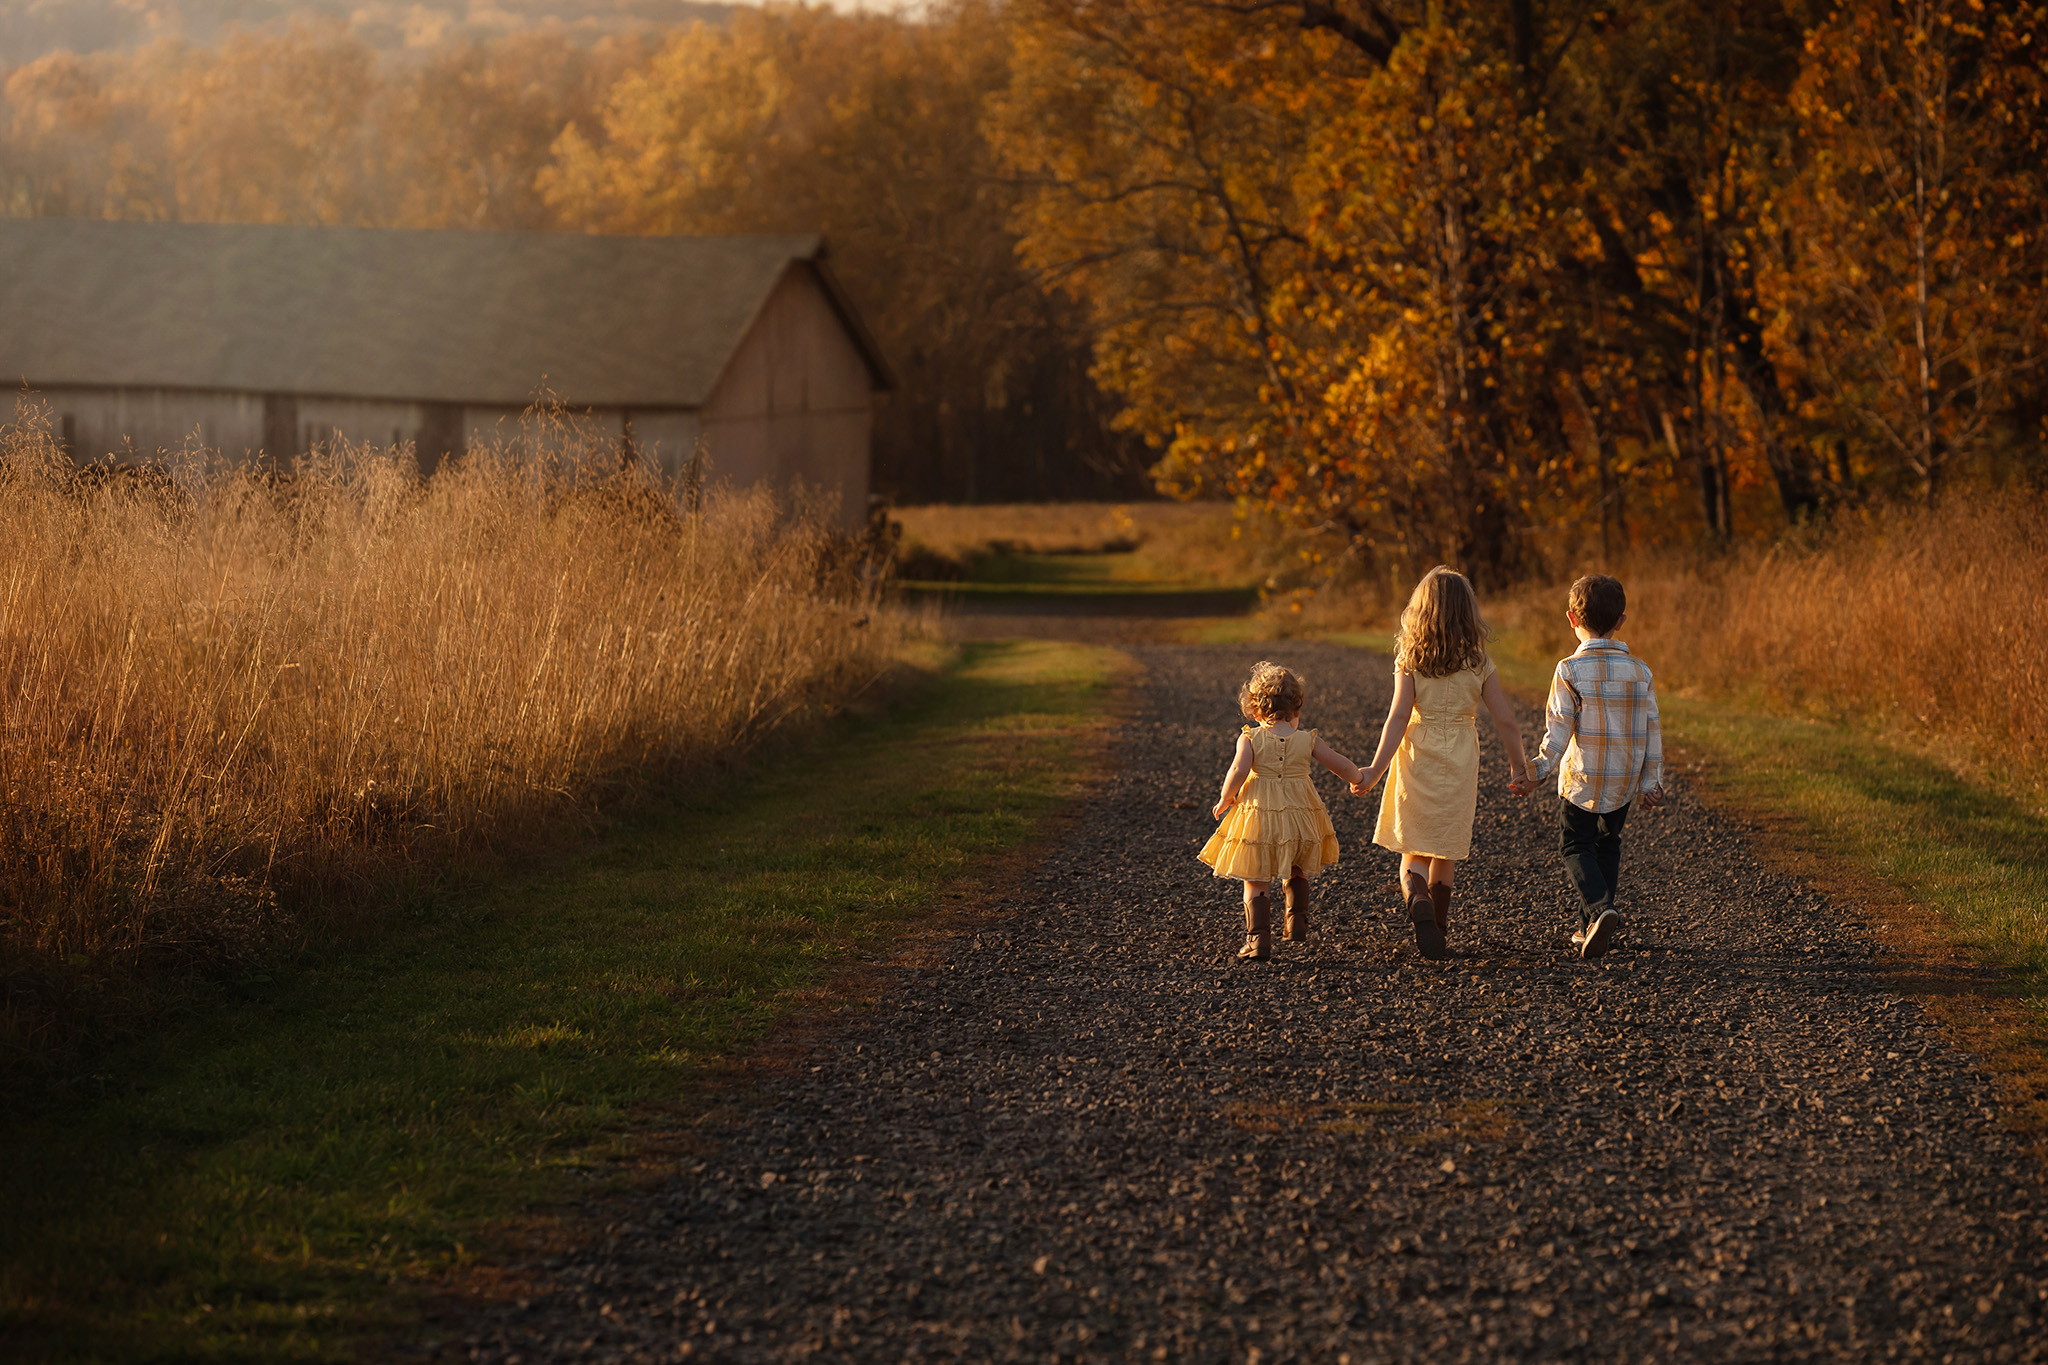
[
  {"x1": 999, "y1": 0, "x2": 2048, "y2": 580},
  {"x1": 3, "y1": 2, "x2": 2044, "y2": 574}
]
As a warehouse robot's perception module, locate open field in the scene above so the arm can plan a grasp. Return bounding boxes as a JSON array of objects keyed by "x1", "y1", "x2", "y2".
[
  {"x1": 0, "y1": 414, "x2": 892, "y2": 1074},
  {"x1": 0, "y1": 639, "x2": 1120, "y2": 1361},
  {"x1": 16, "y1": 494, "x2": 2048, "y2": 1360}
]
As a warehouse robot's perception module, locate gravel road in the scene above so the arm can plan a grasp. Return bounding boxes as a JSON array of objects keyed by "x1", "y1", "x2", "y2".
[{"x1": 435, "y1": 641, "x2": 2048, "y2": 1362}]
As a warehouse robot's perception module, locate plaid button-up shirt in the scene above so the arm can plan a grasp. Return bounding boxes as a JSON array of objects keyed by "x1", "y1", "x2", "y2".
[{"x1": 1527, "y1": 638, "x2": 1662, "y2": 814}]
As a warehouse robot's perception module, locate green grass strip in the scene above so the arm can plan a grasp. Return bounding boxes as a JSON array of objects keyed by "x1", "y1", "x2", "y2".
[{"x1": 0, "y1": 639, "x2": 1120, "y2": 1363}]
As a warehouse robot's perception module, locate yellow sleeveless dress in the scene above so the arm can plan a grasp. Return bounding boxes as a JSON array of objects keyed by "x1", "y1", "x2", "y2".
[
  {"x1": 1198, "y1": 726, "x2": 1341, "y2": 882},
  {"x1": 1373, "y1": 659, "x2": 1495, "y2": 861}
]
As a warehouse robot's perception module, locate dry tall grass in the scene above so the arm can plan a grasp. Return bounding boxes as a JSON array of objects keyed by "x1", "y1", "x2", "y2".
[
  {"x1": 0, "y1": 410, "x2": 893, "y2": 1028},
  {"x1": 1491, "y1": 493, "x2": 2048, "y2": 790}
]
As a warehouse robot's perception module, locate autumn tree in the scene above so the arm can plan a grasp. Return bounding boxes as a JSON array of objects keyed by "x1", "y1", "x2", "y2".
[
  {"x1": 1763, "y1": 0, "x2": 2048, "y2": 503},
  {"x1": 996, "y1": 1, "x2": 1592, "y2": 582},
  {"x1": 375, "y1": 33, "x2": 640, "y2": 231},
  {"x1": 542, "y1": 2, "x2": 1138, "y2": 502},
  {"x1": 0, "y1": 45, "x2": 178, "y2": 218},
  {"x1": 1543, "y1": 1, "x2": 1820, "y2": 546}
]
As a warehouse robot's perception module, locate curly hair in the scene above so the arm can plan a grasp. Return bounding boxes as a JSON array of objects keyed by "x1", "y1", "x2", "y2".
[
  {"x1": 1237, "y1": 661, "x2": 1306, "y2": 722},
  {"x1": 1393, "y1": 566, "x2": 1490, "y2": 678}
]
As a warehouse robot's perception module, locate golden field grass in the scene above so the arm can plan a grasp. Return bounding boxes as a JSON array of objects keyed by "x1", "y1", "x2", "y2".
[
  {"x1": 0, "y1": 411, "x2": 896, "y2": 1070},
  {"x1": 1490, "y1": 493, "x2": 2048, "y2": 800}
]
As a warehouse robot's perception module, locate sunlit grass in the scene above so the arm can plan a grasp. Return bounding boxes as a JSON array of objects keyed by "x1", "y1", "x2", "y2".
[
  {"x1": 0, "y1": 639, "x2": 1121, "y2": 1361},
  {"x1": 0, "y1": 406, "x2": 896, "y2": 1073}
]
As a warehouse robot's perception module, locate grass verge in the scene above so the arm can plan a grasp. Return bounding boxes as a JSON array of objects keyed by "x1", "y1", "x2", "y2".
[
  {"x1": 0, "y1": 638, "x2": 1122, "y2": 1362},
  {"x1": 1481, "y1": 627, "x2": 2048, "y2": 1150}
]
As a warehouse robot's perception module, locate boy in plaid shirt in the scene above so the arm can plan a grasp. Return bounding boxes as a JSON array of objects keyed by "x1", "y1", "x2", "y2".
[{"x1": 1511, "y1": 575, "x2": 1663, "y2": 959}]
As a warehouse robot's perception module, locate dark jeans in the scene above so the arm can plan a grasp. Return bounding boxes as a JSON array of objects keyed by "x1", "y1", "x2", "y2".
[{"x1": 1558, "y1": 798, "x2": 1630, "y2": 929}]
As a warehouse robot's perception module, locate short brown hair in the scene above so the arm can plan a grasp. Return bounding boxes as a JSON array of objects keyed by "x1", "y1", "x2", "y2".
[
  {"x1": 1568, "y1": 574, "x2": 1627, "y2": 636},
  {"x1": 1238, "y1": 661, "x2": 1306, "y2": 722}
]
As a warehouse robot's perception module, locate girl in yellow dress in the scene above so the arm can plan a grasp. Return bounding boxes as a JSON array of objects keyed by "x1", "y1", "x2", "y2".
[
  {"x1": 1353, "y1": 567, "x2": 1533, "y2": 961},
  {"x1": 1200, "y1": 662, "x2": 1365, "y2": 962}
]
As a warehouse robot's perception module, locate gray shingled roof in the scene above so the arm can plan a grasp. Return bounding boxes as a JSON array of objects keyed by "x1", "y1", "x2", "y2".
[{"x1": 0, "y1": 219, "x2": 890, "y2": 408}]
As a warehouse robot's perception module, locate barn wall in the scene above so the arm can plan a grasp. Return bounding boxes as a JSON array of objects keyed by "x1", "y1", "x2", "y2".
[
  {"x1": 299, "y1": 398, "x2": 426, "y2": 457},
  {"x1": 699, "y1": 265, "x2": 873, "y2": 530},
  {"x1": 629, "y1": 412, "x2": 702, "y2": 480},
  {"x1": 462, "y1": 405, "x2": 627, "y2": 462},
  {"x1": 42, "y1": 386, "x2": 267, "y2": 462}
]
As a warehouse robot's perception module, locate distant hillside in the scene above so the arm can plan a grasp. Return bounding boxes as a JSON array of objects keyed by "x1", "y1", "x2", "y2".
[{"x1": 0, "y1": 0, "x2": 737, "y2": 65}]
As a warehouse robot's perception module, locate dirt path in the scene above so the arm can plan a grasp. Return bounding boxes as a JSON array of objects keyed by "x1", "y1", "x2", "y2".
[{"x1": 436, "y1": 641, "x2": 2048, "y2": 1362}]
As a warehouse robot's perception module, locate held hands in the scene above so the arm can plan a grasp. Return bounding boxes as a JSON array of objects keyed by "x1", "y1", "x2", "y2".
[
  {"x1": 1508, "y1": 770, "x2": 1536, "y2": 798},
  {"x1": 1349, "y1": 762, "x2": 1386, "y2": 797}
]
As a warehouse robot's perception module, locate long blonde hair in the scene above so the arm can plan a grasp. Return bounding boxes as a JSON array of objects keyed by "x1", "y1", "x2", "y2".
[{"x1": 1393, "y1": 566, "x2": 1489, "y2": 677}]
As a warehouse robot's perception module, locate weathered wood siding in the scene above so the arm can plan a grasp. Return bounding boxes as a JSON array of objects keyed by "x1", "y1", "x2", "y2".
[
  {"x1": 44, "y1": 386, "x2": 266, "y2": 461},
  {"x1": 47, "y1": 388, "x2": 459, "y2": 468},
  {"x1": 699, "y1": 265, "x2": 873, "y2": 530}
]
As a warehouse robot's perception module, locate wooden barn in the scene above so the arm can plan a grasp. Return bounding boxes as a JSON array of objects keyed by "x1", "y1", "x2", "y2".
[{"x1": 0, "y1": 219, "x2": 892, "y2": 528}]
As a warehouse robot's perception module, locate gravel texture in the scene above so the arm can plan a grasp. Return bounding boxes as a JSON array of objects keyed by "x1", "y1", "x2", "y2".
[{"x1": 432, "y1": 641, "x2": 2048, "y2": 1362}]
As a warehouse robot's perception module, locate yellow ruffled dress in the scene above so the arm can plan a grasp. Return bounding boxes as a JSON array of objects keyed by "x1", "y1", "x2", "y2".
[{"x1": 1199, "y1": 726, "x2": 1342, "y2": 882}]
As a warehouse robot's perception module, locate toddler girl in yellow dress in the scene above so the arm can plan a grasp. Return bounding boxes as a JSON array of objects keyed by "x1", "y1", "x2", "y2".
[
  {"x1": 1353, "y1": 567, "x2": 1532, "y2": 960},
  {"x1": 1200, "y1": 662, "x2": 1364, "y2": 961}
]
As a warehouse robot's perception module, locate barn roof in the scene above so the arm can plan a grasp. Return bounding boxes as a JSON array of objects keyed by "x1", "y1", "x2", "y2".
[{"x1": 0, "y1": 219, "x2": 892, "y2": 408}]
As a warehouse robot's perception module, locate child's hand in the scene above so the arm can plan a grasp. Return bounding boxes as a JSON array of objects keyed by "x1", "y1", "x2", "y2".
[
  {"x1": 1641, "y1": 785, "x2": 1664, "y2": 808},
  {"x1": 1508, "y1": 773, "x2": 1534, "y2": 797},
  {"x1": 1212, "y1": 796, "x2": 1235, "y2": 820}
]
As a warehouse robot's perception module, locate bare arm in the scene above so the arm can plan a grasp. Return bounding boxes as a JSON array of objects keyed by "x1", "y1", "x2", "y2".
[
  {"x1": 1480, "y1": 672, "x2": 1533, "y2": 789},
  {"x1": 1213, "y1": 732, "x2": 1256, "y2": 819},
  {"x1": 1350, "y1": 673, "x2": 1416, "y2": 794},
  {"x1": 1310, "y1": 733, "x2": 1363, "y2": 787}
]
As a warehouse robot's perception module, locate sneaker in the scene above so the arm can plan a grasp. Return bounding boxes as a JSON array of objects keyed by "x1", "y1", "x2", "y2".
[{"x1": 1580, "y1": 908, "x2": 1620, "y2": 959}]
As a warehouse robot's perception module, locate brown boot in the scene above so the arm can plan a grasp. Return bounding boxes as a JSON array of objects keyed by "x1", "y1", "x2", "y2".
[
  {"x1": 1283, "y1": 874, "x2": 1310, "y2": 942},
  {"x1": 1430, "y1": 881, "x2": 1452, "y2": 941},
  {"x1": 1237, "y1": 893, "x2": 1273, "y2": 961},
  {"x1": 1401, "y1": 868, "x2": 1429, "y2": 916},
  {"x1": 1410, "y1": 888, "x2": 1446, "y2": 961}
]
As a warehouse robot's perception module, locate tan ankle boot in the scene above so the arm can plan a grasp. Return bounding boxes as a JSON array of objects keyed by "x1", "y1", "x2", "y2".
[
  {"x1": 1430, "y1": 881, "x2": 1452, "y2": 939},
  {"x1": 1283, "y1": 874, "x2": 1310, "y2": 942},
  {"x1": 1237, "y1": 893, "x2": 1273, "y2": 961}
]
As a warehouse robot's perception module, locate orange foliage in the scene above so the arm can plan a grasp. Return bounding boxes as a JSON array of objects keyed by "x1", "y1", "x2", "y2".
[{"x1": 994, "y1": 1, "x2": 2048, "y2": 582}]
